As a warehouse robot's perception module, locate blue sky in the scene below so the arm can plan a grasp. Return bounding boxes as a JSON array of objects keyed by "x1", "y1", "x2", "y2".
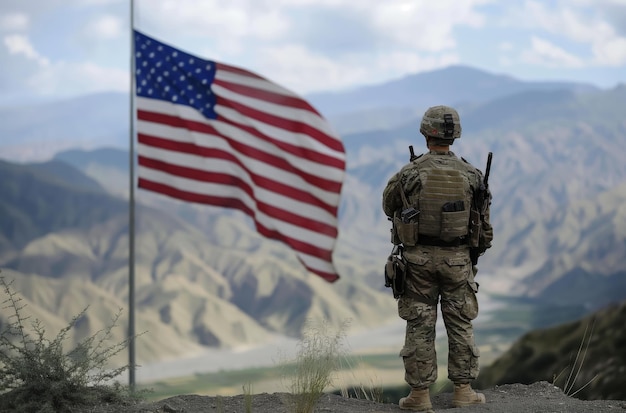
[{"x1": 1, "y1": 0, "x2": 626, "y2": 105}]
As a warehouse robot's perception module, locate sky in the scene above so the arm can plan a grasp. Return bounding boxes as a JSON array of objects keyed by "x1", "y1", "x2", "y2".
[{"x1": 1, "y1": 0, "x2": 626, "y2": 106}]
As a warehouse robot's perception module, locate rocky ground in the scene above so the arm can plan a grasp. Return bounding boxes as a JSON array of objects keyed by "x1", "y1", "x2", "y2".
[{"x1": 85, "y1": 382, "x2": 626, "y2": 413}]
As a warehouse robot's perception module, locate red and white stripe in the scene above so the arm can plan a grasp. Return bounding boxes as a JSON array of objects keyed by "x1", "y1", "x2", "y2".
[{"x1": 136, "y1": 62, "x2": 346, "y2": 282}]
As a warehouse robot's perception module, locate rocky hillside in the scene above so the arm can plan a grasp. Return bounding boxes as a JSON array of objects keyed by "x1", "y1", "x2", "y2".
[
  {"x1": 0, "y1": 159, "x2": 396, "y2": 366},
  {"x1": 476, "y1": 300, "x2": 626, "y2": 400}
]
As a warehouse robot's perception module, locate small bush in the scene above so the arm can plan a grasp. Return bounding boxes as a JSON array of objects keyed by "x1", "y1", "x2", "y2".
[
  {"x1": 0, "y1": 273, "x2": 140, "y2": 412},
  {"x1": 286, "y1": 319, "x2": 348, "y2": 413}
]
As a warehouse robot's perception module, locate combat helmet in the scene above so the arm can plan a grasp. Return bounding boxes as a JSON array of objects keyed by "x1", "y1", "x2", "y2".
[{"x1": 419, "y1": 105, "x2": 462, "y2": 144}]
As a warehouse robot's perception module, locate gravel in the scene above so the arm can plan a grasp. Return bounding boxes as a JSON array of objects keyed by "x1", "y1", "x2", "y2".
[{"x1": 84, "y1": 381, "x2": 626, "y2": 413}]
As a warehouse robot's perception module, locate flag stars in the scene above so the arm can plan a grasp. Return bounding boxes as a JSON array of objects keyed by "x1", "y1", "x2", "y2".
[{"x1": 135, "y1": 31, "x2": 217, "y2": 119}]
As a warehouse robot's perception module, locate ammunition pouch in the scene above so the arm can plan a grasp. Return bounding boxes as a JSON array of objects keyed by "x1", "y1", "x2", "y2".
[
  {"x1": 385, "y1": 247, "x2": 407, "y2": 299},
  {"x1": 393, "y1": 214, "x2": 419, "y2": 247},
  {"x1": 392, "y1": 188, "x2": 420, "y2": 247}
]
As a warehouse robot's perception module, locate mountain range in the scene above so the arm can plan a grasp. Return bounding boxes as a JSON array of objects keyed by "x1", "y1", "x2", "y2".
[
  {"x1": 0, "y1": 158, "x2": 395, "y2": 366},
  {"x1": 1, "y1": 65, "x2": 625, "y2": 371}
]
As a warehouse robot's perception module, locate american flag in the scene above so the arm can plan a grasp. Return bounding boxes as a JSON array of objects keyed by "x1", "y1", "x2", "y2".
[{"x1": 134, "y1": 30, "x2": 346, "y2": 282}]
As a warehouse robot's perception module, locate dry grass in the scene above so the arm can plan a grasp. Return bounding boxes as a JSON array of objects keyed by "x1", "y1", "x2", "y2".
[
  {"x1": 553, "y1": 319, "x2": 600, "y2": 397},
  {"x1": 284, "y1": 319, "x2": 348, "y2": 413}
]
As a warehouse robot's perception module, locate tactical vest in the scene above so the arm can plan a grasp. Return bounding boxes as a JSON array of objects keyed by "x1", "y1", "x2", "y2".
[{"x1": 394, "y1": 154, "x2": 472, "y2": 246}]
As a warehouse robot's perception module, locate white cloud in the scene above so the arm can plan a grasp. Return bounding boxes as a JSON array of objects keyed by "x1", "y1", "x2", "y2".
[
  {"x1": 2, "y1": 0, "x2": 622, "y2": 102},
  {"x1": 86, "y1": 14, "x2": 124, "y2": 39},
  {"x1": 519, "y1": 0, "x2": 626, "y2": 66},
  {"x1": 592, "y1": 36, "x2": 626, "y2": 65},
  {"x1": 137, "y1": 0, "x2": 290, "y2": 43},
  {"x1": 3, "y1": 33, "x2": 127, "y2": 98},
  {"x1": 499, "y1": 42, "x2": 514, "y2": 52},
  {"x1": 521, "y1": 36, "x2": 584, "y2": 68},
  {"x1": 28, "y1": 61, "x2": 128, "y2": 96},
  {"x1": 0, "y1": 13, "x2": 29, "y2": 31},
  {"x1": 253, "y1": 44, "x2": 459, "y2": 94},
  {"x1": 3, "y1": 34, "x2": 49, "y2": 66},
  {"x1": 81, "y1": 0, "x2": 124, "y2": 4},
  {"x1": 369, "y1": 0, "x2": 490, "y2": 52},
  {"x1": 139, "y1": 0, "x2": 491, "y2": 54},
  {"x1": 135, "y1": 0, "x2": 490, "y2": 94},
  {"x1": 256, "y1": 44, "x2": 364, "y2": 93}
]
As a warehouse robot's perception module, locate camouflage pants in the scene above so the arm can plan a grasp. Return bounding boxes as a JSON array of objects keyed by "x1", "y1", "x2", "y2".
[{"x1": 398, "y1": 245, "x2": 480, "y2": 388}]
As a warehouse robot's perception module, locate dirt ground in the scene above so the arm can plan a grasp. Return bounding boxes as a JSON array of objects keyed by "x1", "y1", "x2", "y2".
[{"x1": 86, "y1": 381, "x2": 626, "y2": 413}]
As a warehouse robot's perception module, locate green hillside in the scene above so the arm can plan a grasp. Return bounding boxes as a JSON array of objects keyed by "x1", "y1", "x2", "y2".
[{"x1": 476, "y1": 300, "x2": 626, "y2": 401}]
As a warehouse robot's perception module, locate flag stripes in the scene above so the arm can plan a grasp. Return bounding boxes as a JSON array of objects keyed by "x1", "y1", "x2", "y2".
[{"x1": 134, "y1": 30, "x2": 345, "y2": 281}]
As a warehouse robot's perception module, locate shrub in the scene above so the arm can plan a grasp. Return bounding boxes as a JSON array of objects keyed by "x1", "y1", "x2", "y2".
[
  {"x1": 286, "y1": 319, "x2": 348, "y2": 413},
  {"x1": 0, "y1": 273, "x2": 140, "y2": 412}
]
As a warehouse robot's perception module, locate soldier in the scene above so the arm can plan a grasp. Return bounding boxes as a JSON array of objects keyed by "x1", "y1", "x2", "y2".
[{"x1": 382, "y1": 105, "x2": 493, "y2": 411}]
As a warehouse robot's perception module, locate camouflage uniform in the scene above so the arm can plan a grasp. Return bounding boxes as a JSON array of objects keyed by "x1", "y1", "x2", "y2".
[{"x1": 382, "y1": 149, "x2": 493, "y2": 389}]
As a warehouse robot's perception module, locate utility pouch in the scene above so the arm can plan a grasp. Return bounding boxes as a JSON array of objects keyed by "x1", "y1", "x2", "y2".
[
  {"x1": 393, "y1": 216, "x2": 419, "y2": 247},
  {"x1": 440, "y1": 199, "x2": 469, "y2": 242},
  {"x1": 468, "y1": 209, "x2": 481, "y2": 248},
  {"x1": 441, "y1": 210, "x2": 469, "y2": 242},
  {"x1": 394, "y1": 186, "x2": 420, "y2": 247}
]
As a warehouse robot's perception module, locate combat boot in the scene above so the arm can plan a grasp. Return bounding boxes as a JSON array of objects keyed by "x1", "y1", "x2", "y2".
[
  {"x1": 399, "y1": 387, "x2": 433, "y2": 412},
  {"x1": 452, "y1": 383, "x2": 486, "y2": 407}
]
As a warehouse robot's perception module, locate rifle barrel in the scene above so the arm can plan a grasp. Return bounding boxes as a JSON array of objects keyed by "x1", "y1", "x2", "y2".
[{"x1": 484, "y1": 152, "x2": 493, "y2": 185}]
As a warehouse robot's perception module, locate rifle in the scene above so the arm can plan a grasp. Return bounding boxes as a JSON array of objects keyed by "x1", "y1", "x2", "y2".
[
  {"x1": 470, "y1": 152, "x2": 492, "y2": 265},
  {"x1": 409, "y1": 145, "x2": 418, "y2": 161}
]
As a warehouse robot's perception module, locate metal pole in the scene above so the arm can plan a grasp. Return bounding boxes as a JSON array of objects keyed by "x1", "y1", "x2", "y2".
[{"x1": 128, "y1": 0, "x2": 136, "y2": 391}]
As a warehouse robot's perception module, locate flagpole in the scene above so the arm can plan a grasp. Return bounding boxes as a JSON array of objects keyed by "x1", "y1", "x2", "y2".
[{"x1": 128, "y1": 0, "x2": 137, "y2": 391}]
